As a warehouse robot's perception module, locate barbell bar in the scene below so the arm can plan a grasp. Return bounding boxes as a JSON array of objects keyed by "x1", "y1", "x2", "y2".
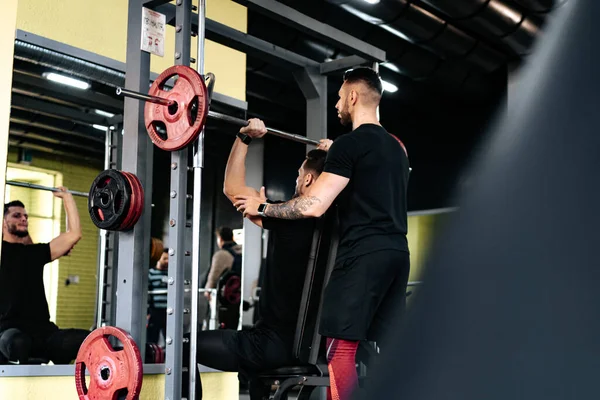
[
  {"x1": 6, "y1": 180, "x2": 89, "y2": 198},
  {"x1": 116, "y1": 87, "x2": 321, "y2": 147}
]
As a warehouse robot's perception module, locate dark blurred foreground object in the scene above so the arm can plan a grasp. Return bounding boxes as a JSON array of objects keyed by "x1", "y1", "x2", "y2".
[{"x1": 360, "y1": 1, "x2": 600, "y2": 399}]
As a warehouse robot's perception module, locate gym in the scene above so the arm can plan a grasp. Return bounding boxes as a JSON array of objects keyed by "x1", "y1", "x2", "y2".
[{"x1": 0, "y1": 0, "x2": 586, "y2": 399}]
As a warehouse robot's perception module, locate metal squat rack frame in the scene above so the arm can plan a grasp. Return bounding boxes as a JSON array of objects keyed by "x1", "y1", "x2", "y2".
[{"x1": 118, "y1": 1, "x2": 202, "y2": 400}]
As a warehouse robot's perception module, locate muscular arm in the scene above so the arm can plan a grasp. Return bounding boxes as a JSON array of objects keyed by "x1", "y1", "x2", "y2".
[
  {"x1": 223, "y1": 139, "x2": 260, "y2": 201},
  {"x1": 223, "y1": 138, "x2": 264, "y2": 227},
  {"x1": 49, "y1": 193, "x2": 82, "y2": 261},
  {"x1": 263, "y1": 172, "x2": 349, "y2": 219}
]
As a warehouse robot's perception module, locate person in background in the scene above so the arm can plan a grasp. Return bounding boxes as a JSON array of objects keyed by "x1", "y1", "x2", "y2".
[
  {"x1": 203, "y1": 226, "x2": 242, "y2": 301},
  {"x1": 147, "y1": 249, "x2": 169, "y2": 344}
]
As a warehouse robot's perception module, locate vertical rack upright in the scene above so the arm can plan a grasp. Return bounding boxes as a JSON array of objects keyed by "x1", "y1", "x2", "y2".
[{"x1": 164, "y1": 0, "x2": 193, "y2": 399}]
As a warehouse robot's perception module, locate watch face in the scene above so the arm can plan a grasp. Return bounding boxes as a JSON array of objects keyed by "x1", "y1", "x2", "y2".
[{"x1": 258, "y1": 203, "x2": 266, "y2": 213}]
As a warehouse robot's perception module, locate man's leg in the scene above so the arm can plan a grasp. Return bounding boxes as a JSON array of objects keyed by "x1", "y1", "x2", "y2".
[
  {"x1": 326, "y1": 337, "x2": 359, "y2": 400},
  {"x1": 45, "y1": 329, "x2": 90, "y2": 364},
  {"x1": 182, "y1": 329, "x2": 241, "y2": 399},
  {"x1": 366, "y1": 250, "x2": 410, "y2": 350},
  {"x1": 0, "y1": 328, "x2": 32, "y2": 364}
]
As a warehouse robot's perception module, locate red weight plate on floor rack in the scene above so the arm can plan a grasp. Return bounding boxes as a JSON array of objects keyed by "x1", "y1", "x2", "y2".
[{"x1": 75, "y1": 326, "x2": 143, "y2": 400}]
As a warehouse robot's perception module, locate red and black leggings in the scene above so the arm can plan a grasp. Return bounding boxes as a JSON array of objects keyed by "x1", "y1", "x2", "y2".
[{"x1": 326, "y1": 337, "x2": 360, "y2": 400}]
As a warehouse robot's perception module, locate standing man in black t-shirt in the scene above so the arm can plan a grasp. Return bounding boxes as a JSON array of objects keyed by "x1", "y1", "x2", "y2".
[
  {"x1": 182, "y1": 119, "x2": 327, "y2": 399},
  {"x1": 235, "y1": 67, "x2": 410, "y2": 400},
  {"x1": 0, "y1": 189, "x2": 90, "y2": 365}
]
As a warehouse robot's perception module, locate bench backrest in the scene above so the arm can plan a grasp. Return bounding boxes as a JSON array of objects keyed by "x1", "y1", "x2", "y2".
[{"x1": 292, "y1": 208, "x2": 339, "y2": 364}]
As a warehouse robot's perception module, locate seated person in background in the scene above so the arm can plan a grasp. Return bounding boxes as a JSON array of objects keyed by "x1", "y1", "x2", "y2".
[
  {"x1": 0, "y1": 189, "x2": 90, "y2": 365},
  {"x1": 202, "y1": 226, "x2": 242, "y2": 302},
  {"x1": 184, "y1": 119, "x2": 327, "y2": 399},
  {"x1": 147, "y1": 249, "x2": 169, "y2": 344}
]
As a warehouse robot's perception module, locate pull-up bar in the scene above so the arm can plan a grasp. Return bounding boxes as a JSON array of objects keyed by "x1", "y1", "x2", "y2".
[{"x1": 6, "y1": 180, "x2": 89, "y2": 198}]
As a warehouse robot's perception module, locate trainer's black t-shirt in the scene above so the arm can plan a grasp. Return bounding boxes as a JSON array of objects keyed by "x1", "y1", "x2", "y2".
[
  {"x1": 0, "y1": 241, "x2": 53, "y2": 332},
  {"x1": 324, "y1": 124, "x2": 410, "y2": 262},
  {"x1": 260, "y1": 203, "x2": 316, "y2": 333}
]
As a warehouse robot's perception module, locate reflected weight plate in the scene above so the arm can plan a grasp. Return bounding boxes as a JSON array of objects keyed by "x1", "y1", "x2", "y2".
[
  {"x1": 118, "y1": 172, "x2": 144, "y2": 231},
  {"x1": 88, "y1": 170, "x2": 132, "y2": 230}
]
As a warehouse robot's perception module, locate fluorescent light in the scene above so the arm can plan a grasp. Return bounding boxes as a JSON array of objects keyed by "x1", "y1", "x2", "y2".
[
  {"x1": 381, "y1": 62, "x2": 401, "y2": 74},
  {"x1": 94, "y1": 109, "x2": 115, "y2": 118},
  {"x1": 93, "y1": 124, "x2": 108, "y2": 131},
  {"x1": 382, "y1": 80, "x2": 398, "y2": 93},
  {"x1": 43, "y1": 72, "x2": 90, "y2": 90},
  {"x1": 363, "y1": 0, "x2": 380, "y2": 3},
  {"x1": 380, "y1": 24, "x2": 413, "y2": 42}
]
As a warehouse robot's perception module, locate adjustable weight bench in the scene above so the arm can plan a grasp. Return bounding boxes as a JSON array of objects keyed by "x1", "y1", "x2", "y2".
[{"x1": 256, "y1": 209, "x2": 340, "y2": 400}]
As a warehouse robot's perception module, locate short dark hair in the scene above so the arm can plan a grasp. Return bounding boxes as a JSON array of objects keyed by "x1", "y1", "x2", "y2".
[
  {"x1": 304, "y1": 149, "x2": 327, "y2": 176},
  {"x1": 4, "y1": 200, "x2": 25, "y2": 216},
  {"x1": 343, "y1": 67, "x2": 383, "y2": 96},
  {"x1": 216, "y1": 226, "x2": 234, "y2": 242}
]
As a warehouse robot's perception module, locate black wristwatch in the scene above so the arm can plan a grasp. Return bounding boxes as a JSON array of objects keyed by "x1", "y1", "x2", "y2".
[
  {"x1": 257, "y1": 203, "x2": 268, "y2": 217},
  {"x1": 237, "y1": 132, "x2": 252, "y2": 145}
]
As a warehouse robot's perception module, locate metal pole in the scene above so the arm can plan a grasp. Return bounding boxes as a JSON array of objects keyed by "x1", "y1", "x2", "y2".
[
  {"x1": 116, "y1": 87, "x2": 175, "y2": 106},
  {"x1": 207, "y1": 111, "x2": 320, "y2": 146},
  {"x1": 5, "y1": 180, "x2": 88, "y2": 197},
  {"x1": 164, "y1": 0, "x2": 192, "y2": 398},
  {"x1": 95, "y1": 127, "x2": 111, "y2": 329},
  {"x1": 116, "y1": 89, "x2": 320, "y2": 146},
  {"x1": 190, "y1": 1, "x2": 206, "y2": 398},
  {"x1": 117, "y1": 0, "x2": 153, "y2": 372}
]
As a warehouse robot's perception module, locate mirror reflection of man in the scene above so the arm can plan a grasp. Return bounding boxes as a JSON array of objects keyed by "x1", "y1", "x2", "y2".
[{"x1": 0, "y1": 189, "x2": 90, "y2": 365}]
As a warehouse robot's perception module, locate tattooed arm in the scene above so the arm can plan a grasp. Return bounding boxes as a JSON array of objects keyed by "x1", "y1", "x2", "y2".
[{"x1": 234, "y1": 172, "x2": 349, "y2": 219}]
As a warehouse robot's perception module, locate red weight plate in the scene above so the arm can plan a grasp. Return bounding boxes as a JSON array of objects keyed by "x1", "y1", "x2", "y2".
[
  {"x1": 125, "y1": 172, "x2": 144, "y2": 230},
  {"x1": 153, "y1": 344, "x2": 160, "y2": 364},
  {"x1": 118, "y1": 172, "x2": 136, "y2": 231},
  {"x1": 119, "y1": 172, "x2": 144, "y2": 231},
  {"x1": 390, "y1": 134, "x2": 408, "y2": 157},
  {"x1": 156, "y1": 346, "x2": 165, "y2": 364},
  {"x1": 117, "y1": 172, "x2": 137, "y2": 231},
  {"x1": 75, "y1": 326, "x2": 143, "y2": 400},
  {"x1": 145, "y1": 65, "x2": 209, "y2": 151},
  {"x1": 223, "y1": 275, "x2": 241, "y2": 305}
]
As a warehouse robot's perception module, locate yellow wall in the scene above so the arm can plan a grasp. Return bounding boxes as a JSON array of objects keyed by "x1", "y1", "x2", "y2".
[
  {"x1": 406, "y1": 213, "x2": 452, "y2": 298},
  {"x1": 0, "y1": 0, "x2": 19, "y2": 257},
  {"x1": 16, "y1": 0, "x2": 247, "y2": 101},
  {"x1": 0, "y1": 372, "x2": 238, "y2": 400},
  {"x1": 6, "y1": 150, "x2": 102, "y2": 330}
]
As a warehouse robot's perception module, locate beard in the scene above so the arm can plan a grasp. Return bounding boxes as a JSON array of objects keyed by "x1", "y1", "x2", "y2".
[
  {"x1": 339, "y1": 110, "x2": 352, "y2": 126},
  {"x1": 338, "y1": 99, "x2": 352, "y2": 126},
  {"x1": 8, "y1": 224, "x2": 29, "y2": 238}
]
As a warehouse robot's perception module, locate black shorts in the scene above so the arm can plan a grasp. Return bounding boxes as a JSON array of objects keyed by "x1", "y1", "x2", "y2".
[{"x1": 319, "y1": 249, "x2": 410, "y2": 342}]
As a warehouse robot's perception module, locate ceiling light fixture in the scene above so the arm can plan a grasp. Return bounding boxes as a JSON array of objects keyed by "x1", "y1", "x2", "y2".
[
  {"x1": 363, "y1": 0, "x2": 380, "y2": 4},
  {"x1": 94, "y1": 109, "x2": 115, "y2": 118},
  {"x1": 92, "y1": 124, "x2": 108, "y2": 131},
  {"x1": 382, "y1": 80, "x2": 398, "y2": 93},
  {"x1": 43, "y1": 72, "x2": 90, "y2": 90}
]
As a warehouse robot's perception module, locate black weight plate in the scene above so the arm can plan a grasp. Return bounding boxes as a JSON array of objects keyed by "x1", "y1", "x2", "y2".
[{"x1": 88, "y1": 170, "x2": 132, "y2": 230}]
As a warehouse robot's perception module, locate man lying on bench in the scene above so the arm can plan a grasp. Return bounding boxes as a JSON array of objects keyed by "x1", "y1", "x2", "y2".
[{"x1": 184, "y1": 119, "x2": 327, "y2": 399}]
